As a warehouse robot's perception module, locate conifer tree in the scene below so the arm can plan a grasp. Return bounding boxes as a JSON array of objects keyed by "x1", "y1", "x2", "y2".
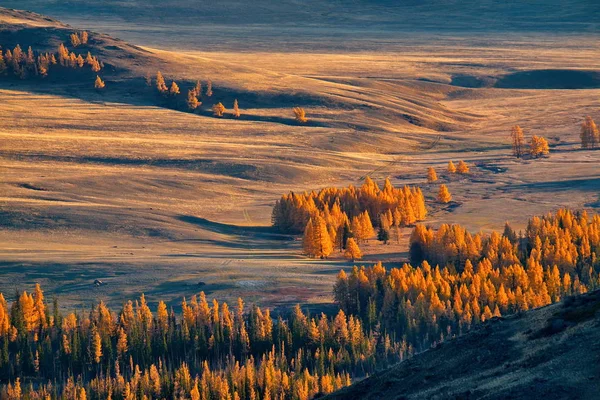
[
  {"x1": 70, "y1": 33, "x2": 81, "y2": 47},
  {"x1": 529, "y1": 135, "x2": 549, "y2": 158},
  {"x1": 81, "y1": 31, "x2": 89, "y2": 44},
  {"x1": 169, "y1": 81, "x2": 180, "y2": 95},
  {"x1": 447, "y1": 160, "x2": 456, "y2": 173},
  {"x1": 510, "y1": 125, "x2": 525, "y2": 157},
  {"x1": 580, "y1": 116, "x2": 599, "y2": 149},
  {"x1": 438, "y1": 184, "x2": 452, "y2": 203},
  {"x1": 377, "y1": 226, "x2": 390, "y2": 244},
  {"x1": 94, "y1": 76, "x2": 105, "y2": 90},
  {"x1": 427, "y1": 167, "x2": 437, "y2": 183},
  {"x1": 187, "y1": 89, "x2": 200, "y2": 110},
  {"x1": 456, "y1": 160, "x2": 469, "y2": 174},
  {"x1": 344, "y1": 238, "x2": 362, "y2": 261},
  {"x1": 206, "y1": 80, "x2": 213, "y2": 97},
  {"x1": 155, "y1": 71, "x2": 168, "y2": 93},
  {"x1": 294, "y1": 107, "x2": 308, "y2": 124},
  {"x1": 212, "y1": 102, "x2": 226, "y2": 117},
  {"x1": 233, "y1": 99, "x2": 240, "y2": 118}
]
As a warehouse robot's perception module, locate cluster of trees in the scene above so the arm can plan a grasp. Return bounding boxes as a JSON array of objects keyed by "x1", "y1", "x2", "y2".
[
  {"x1": 272, "y1": 178, "x2": 427, "y2": 257},
  {"x1": 0, "y1": 286, "x2": 415, "y2": 399},
  {"x1": 509, "y1": 126, "x2": 549, "y2": 158},
  {"x1": 69, "y1": 31, "x2": 89, "y2": 48},
  {"x1": 335, "y1": 208, "x2": 600, "y2": 351},
  {"x1": 446, "y1": 160, "x2": 469, "y2": 175},
  {"x1": 150, "y1": 72, "x2": 241, "y2": 117},
  {"x1": 0, "y1": 43, "x2": 102, "y2": 80},
  {"x1": 580, "y1": 116, "x2": 599, "y2": 149}
]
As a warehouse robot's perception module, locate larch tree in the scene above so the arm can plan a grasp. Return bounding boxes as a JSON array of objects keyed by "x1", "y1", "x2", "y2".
[
  {"x1": 70, "y1": 33, "x2": 81, "y2": 47},
  {"x1": 144, "y1": 73, "x2": 152, "y2": 87},
  {"x1": 314, "y1": 215, "x2": 333, "y2": 258},
  {"x1": 94, "y1": 75, "x2": 105, "y2": 89},
  {"x1": 155, "y1": 71, "x2": 168, "y2": 93},
  {"x1": 457, "y1": 160, "x2": 469, "y2": 174},
  {"x1": 206, "y1": 80, "x2": 213, "y2": 97},
  {"x1": 344, "y1": 238, "x2": 362, "y2": 261},
  {"x1": 293, "y1": 107, "x2": 308, "y2": 124},
  {"x1": 377, "y1": 225, "x2": 390, "y2": 244},
  {"x1": 427, "y1": 167, "x2": 438, "y2": 183},
  {"x1": 212, "y1": 102, "x2": 226, "y2": 117},
  {"x1": 169, "y1": 81, "x2": 180, "y2": 95},
  {"x1": 187, "y1": 89, "x2": 200, "y2": 110},
  {"x1": 447, "y1": 160, "x2": 456, "y2": 173},
  {"x1": 580, "y1": 116, "x2": 599, "y2": 149},
  {"x1": 529, "y1": 135, "x2": 549, "y2": 158},
  {"x1": 80, "y1": 31, "x2": 89, "y2": 44},
  {"x1": 438, "y1": 184, "x2": 452, "y2": 203},
  {"x1": 233, "y1": 99, "x2": 240, "y2": 118},
  {"x1": 510, "y1": 125, "x2": 525, "y2": 157},
  {"x1": 193, "y1": 80, "x2": 202, "y2": 97}
]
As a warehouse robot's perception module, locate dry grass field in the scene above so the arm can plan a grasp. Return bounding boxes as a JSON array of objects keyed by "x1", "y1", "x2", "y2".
[{"x1": 0, "y1": 3, "x2": 599, "y2": 313}]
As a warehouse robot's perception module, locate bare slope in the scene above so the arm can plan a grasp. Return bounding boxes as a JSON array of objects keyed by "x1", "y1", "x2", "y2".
[{"x1": 326, "y1": 290, "x2": 600, "y2": 400}]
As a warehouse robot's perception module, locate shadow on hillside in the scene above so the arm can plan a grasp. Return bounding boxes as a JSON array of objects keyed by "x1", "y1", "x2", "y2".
[
  {"x1": 505, "y1": 177, "x2": 600, "y2": 193},
  {"x1": 177, "y1": 215, "x2": 294, "y2": 241}
]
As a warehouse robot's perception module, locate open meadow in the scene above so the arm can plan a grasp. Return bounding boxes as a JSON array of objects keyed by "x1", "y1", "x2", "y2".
[{"x1": 0, "y1": 2, "x2": 599, "y2": 313}]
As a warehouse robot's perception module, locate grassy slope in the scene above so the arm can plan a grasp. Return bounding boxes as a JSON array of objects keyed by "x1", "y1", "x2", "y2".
[
  {"x1": 325, "y1": 290, "x2": 600, "y2": 400},
  {"x1": 0, "y1": 8, "x2": 599, "y2": 311}
]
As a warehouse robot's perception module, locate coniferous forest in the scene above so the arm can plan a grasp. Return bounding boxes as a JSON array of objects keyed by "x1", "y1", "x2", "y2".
[{"x1": 2, "y1": 204, "x2": 599, "y2": 399}]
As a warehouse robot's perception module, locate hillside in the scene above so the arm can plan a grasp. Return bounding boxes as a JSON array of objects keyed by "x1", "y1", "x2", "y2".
[
  {"x1": 325, "y1": 290, "x2": 600, "y2": 400},
  {"x1": 0, "y1": 6, "x2": 599, "y2": 313}
]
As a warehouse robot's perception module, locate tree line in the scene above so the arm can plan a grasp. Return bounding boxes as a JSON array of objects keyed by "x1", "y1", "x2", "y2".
[
  {"x1": 0, "y1": 41, "x2": 102, "y2": 80},
  {"x1": 0, "y1": 286, "x2": 411, "y2": 400},
  {"x1": 335, "y1": 208, "x2": 600, "y2": 354}
]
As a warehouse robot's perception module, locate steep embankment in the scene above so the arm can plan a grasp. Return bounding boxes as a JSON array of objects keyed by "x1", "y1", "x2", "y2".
[{"x1": 326, "y1": 290, "x2": 600, "y2": 400}]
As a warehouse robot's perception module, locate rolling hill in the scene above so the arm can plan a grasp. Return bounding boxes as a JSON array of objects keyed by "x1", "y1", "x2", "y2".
[{"x1": 325, "y1": 289, "x2": 600, "y2": 400}]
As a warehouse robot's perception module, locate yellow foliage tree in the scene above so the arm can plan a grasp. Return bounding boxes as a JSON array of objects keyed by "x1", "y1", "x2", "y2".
[
  {"x1": 169, "y1": 81, "x2": 180, "y2": 95},
  {"x1": 447, "y1": 161, "x2": 456, "y2": 173},
  {"x1": 94, "y1": 75, "x2": 105, "y2": 89},
  {"x1": 155, "y1": 71, "x2": 167, "y2": 92},
  {"x1": 456, "y1": 160, "x2": 469, "y2": 174},
  {"x1": 344, "y1": 238, "x2": 362, "y2": 261},
  {"x1": 427, "y1": 167, "x2": 437, "y2": 183},
  {"x1": 580, "y1": 116, "x2": 599, "y2": 149},
  {"x1": 529, "y1": 135, "x2": 549, "y2": 158},
  {"x1": 233, "y1": 99, "x2": 240, "y2": 118},
  {"x1": 437, "y1": 184, "x2": 452, "y2": 203},
  {"x1": 510, "y1": 125, "x2": 525, "y2": 157},
  {"x1": 187, "y1": 89, "x2": 200, "y2": 110},
  {"x1": 293, "y1": 107, "x2": 308, "y2": 124},
  {"x1": 212, "y1": 102, "x2": 226, "y2": 117}
]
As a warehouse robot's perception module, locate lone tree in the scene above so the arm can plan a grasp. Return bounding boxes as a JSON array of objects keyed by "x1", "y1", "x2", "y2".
[
  {"x1": 510, "y1": 125, "x2": 525, "y2": 157},
  {"x1": 187, "y1": 89, "x2": 200, "y2": 110},
  {"x1": 447, "y1": 160, "x2": 456, "y2": 173},
  {"x1": 206, "y1": 80, "x2": 213, "y2": 97},
  {"x1": 94, "y1": 75, "x2": 105, "y2": 90},
  {"x1": 344, "y1": 238, "x2": 362, "y2": 261},
  {"x1": 233, "y1": 99, "x2": 240, "y2": 118},
  {"x1": 212, "y1": 102, "x2": 226, "y2": 117},
  {"x1": 193, "y1": 80, "x2": 202, "y2": 97},
  {"x1": 438, "y1": 184, "x2": 452, "y2": 203},
  {"x1": 529, "y1": 135, "x2": 549, "y2": 158},
  {"x1": 457, "y1": 160, "x2": 469, "y2": 174},
  {"x1": 169, "y1": 81, "x2": 180, "y2": 95},
  {"x1": 293, "y1": 107, "x2": 308, "y2": 124},
  {"x1": 377, "y1": 225, "x2": 390, "y2": 244},
  {"x1": 427, "y1": 167, "x2": 438, "y2": 183},
  {"x1": 155, "y1": 71, "x2": 168, "y2": 93},
  {"x1": 580, "y1": 116, "x2": 599, "y2": 149},
  {"x1": 144, "y1": 73, "x2": 152, "y2": 87}
]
